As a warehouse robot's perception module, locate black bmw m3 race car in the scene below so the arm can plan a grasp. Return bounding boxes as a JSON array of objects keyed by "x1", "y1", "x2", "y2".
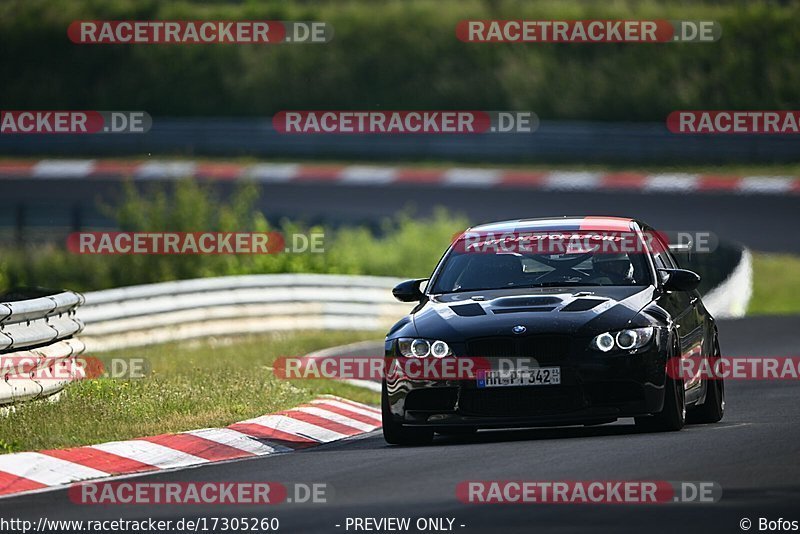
[{"x1": 382, "y1": 216, "x2": 725, "y2": 445}]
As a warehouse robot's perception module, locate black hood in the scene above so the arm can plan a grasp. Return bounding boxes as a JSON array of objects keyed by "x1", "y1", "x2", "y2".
[{"x1": 404, "y1": 285, "x2": 655, "y2": 340}]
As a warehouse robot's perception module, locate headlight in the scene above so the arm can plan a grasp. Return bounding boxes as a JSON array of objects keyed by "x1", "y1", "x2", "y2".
[
  {"x1": 398, "y1": 338, "x2": 452, "y2": 358},
  {"x1": 590, "y1": 327, "x2": 654, "y2": 352},
  {"x1": 411, "y1": 339, "x2": 430, "y2": 358},
  {"x1": 592, "y1": 332, "x2": 616, "y2": 352},
  {"x1": 430, "y1": 340, "x2": 450, "y2": 358}
]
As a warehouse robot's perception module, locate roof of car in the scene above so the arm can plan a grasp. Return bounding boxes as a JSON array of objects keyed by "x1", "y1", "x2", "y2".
[{"x1": 469, "y1": 216, "x2": 636, "y2": 233}]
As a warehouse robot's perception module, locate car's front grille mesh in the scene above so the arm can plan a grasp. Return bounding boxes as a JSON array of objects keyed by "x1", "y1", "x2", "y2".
[
  {"x1": 458, "y1": 386, "x2": 586, "y2": 416},
  {"x1": 405, "y1": 387, "x2": 458, "y2": 411},
  {"x1": 466, "y1": 338, "x2": 515, "y2": 359},
  {"x1": 466, "y1": 335, "x2": 571, "y2": 363}
]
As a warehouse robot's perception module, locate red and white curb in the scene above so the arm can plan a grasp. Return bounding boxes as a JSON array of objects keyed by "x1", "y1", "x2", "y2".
[
  {"x1": 1, "y1": 159, "x2": 799, "y2": 195},
  {"x1": 0, "y1": 395, "x2": 381, "y2": 498},
  {"x1": 303, "y1": 341, "x2": 384, "y2": 393}
]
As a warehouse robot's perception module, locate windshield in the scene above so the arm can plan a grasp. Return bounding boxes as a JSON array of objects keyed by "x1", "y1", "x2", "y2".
[{"x1": 430, "y1": 247, "x2": 652, "y2": 293}]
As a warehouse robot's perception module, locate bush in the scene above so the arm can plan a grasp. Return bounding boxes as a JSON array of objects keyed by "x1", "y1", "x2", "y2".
[
  {"x1": 0, "y1": 179, "x2": 470, "y2": 292},
  {"x1": 0, "y1": 0, "x2": 797, "y2": 121}
]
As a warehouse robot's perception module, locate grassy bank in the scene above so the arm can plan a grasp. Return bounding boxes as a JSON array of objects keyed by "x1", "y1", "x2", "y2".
[
  {"x1": 748, "y1": 253, "x2": 800, "y2": 316},
  {"x1": 0, "y1": 330, "x2": 381, "y2": 454},
  {"x1": 0, "y1": 180, "x2": 469, "y2": 292},
  {"x1": 1, "y1": 0, "x2": 797, "y2": 121}
]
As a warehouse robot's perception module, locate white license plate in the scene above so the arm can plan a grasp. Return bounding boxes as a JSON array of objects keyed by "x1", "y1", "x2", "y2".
[{"x1": 477, "y1": 367, "x2": 561, "y2": 388}]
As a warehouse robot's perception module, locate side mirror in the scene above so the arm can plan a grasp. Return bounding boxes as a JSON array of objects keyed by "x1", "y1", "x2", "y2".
[
  {"x1": 392, "y1": 278, "x2": 428, "y2": 302},
  {"x1": 659, "y1": 269, "x2": 701, "y2": 292}
]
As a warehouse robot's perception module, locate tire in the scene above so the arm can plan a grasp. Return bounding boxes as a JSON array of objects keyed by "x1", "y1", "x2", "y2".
[
  {"x1": 381, "y1": 383, "x2": 434, "y2": 446},
  {"x1": 635, "y1": 342, "x2": 686, "y2": 432},
  {"x1": 687, "y1": 340, "x2": 725, "y2": 424}
]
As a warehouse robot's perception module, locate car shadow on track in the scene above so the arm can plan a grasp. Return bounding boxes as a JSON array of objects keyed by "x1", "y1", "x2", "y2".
[
  {"x1": 431, "y1": 422, "x2": 642, "y2": 446},
  {"x1": 315, "y1": 421, "x2": 644, "y2": 451},
  {"x1": 427, "y1": 418, "x2": 747, "y2": 446},
  {"x1": 422, "y1": 419, "x2": 745, "y2": 447},
  {"x1": 310, "y1": 419, "x2": 741, "y2": 453}
]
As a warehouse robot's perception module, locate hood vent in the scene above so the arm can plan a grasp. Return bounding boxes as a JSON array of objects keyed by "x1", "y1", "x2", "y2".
[
  {"x1": 561, "y1": 298, "x2": 606, "y2": 312},
  {"x1": 450, "y1": 303, "x2": 486, "y2": 317},
  {"x1": 493, "y1": 306, "x2": 556, "y2": 314},
  {"x1": 493, "y1": 296, "x2": 562, "y2": 308}
]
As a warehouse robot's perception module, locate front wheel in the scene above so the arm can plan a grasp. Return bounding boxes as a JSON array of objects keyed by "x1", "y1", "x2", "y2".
[
  {"x1": 687, "y1": 378, "x2": 724, "y2": 424},
  {"x1": 382, "y1": 384, "x2": 434, "y2": 446},
  {"x1": 687, "y1": 338, "x2": 725, "y2": 424},
  {"x1": 635, "y1": 374, "x2": 686, "y2": 432}
]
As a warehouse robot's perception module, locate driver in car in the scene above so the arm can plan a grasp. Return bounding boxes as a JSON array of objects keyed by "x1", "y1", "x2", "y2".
[{"x1": 589, "y1": 253, "x2": 636, "y2": 285}]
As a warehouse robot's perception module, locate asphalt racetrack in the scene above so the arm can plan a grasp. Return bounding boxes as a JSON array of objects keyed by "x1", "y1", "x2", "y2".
[
  {"x1": 3, "y1": 316, "x2": 799, "y2": 533},
  {"x1": 3, "y1": 178, "x2": 800, "y2": 253}
]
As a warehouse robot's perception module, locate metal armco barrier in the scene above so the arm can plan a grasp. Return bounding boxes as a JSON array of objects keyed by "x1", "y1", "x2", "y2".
[
  {"x1": 79, "y1": 274, "x2": 411, "y2": 352},
  {"x1": 2, "y1": 119, "x2": 799, "y2": 164},
  {"x1": 701, "y1": 249, "x2": 753, "y2": 319},
  {"x1": 0, "y1": 291, "x2": 85, "y2": 406}
]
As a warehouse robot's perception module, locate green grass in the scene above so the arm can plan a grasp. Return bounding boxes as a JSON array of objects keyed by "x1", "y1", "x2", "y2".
[
  {"x1": 0, "y1": 178, "x2": 471, "y2": 293},
  {"x1": 2, "y1": 1, "x2": 799, "y2": 122},
  {"x1": 0, "y1": 330, "x2": 381, "y2": 454},
  {"x1": 748, "y1": 253, "x2": 800, "y2": 316}
]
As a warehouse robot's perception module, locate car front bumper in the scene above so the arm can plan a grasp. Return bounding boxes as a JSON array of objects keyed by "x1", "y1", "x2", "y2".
[{"x1": 384, "y1": 334, "x2": 669, "y2": 429}]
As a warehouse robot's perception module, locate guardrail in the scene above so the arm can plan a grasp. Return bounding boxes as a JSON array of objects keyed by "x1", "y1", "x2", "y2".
[
  {"x1": 701, "y1": 249, "x2": 753, "y2": 319},
  {"x1": 79, "y1": 274, "x2": 412, "y2": 352},
  {"x1": 0, "y1": 291, "x2": 85, "y2": 406},
  {"x1": 2, "y1": 119, "x2": 799, "y2": 164}
]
